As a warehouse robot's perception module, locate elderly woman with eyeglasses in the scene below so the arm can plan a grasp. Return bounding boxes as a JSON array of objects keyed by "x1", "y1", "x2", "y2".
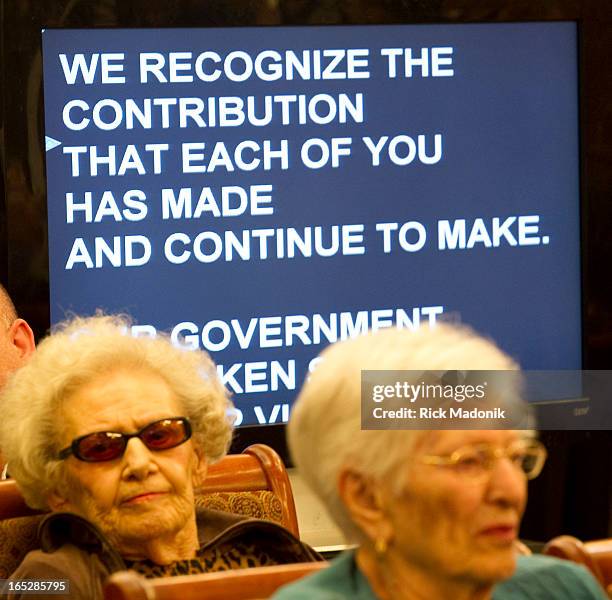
[
  {"x1": 0, "y1": 315, "x2": 318, "y2": 600},
  {"x1": 273, "y1": 324, "x2": 606, "y2": 600}
]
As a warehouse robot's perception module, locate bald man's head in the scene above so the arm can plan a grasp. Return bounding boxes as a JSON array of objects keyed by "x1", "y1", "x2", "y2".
[
  {"x1": 0, "y1": 285, "x2": 35, "y2": 389},
  {"x1": 0, "y1": 285, "x2": 17, "y2": 328}
]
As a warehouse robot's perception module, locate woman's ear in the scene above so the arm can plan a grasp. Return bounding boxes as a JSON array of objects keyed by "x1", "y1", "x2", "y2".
[
  {"x1": 338, "y1": 468, "x2": 393, "y2": 544},
  {"x1": 191, "y1": 446, "x2": 208, "y2": 489},
  {"x1": 46, "y1": 490, "x2": 72, "y2": 512}
]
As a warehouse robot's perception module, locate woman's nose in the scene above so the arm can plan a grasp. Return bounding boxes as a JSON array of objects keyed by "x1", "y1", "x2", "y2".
[
  {"x1": 486, "y1": 456, "x2": 528, "y2": 510},
  {"x1": 121, "y1": 437, "x2": 158, "y2": 480}
]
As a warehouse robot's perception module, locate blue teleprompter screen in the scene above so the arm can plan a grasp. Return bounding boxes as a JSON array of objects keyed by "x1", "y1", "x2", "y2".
[{"x1": 41, "y1": 22, "x2": 581, "y2": 425}]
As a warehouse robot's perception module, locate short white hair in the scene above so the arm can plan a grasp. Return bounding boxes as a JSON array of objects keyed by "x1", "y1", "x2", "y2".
[
  {"x1": 288, "y1": 323, "x2": 522, "y2": 543},
  {"x1": 0, "y1": 314, "x2": 233, "y2": 509}
]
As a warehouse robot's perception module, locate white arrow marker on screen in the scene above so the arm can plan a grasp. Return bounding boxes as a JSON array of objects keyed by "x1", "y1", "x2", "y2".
[{"x1": 45, "y1": 136, "x2": 62, "y2": 152}]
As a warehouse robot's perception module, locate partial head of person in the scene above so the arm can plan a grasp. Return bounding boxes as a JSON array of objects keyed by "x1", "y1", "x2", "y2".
[
  {"x1": 288, "y1": 323, "x2": 547, "y2": 600},
  {"x1": 0, "y1": 314, "x2": 233, "y2": 563},
  {"x1": 0, "y1": 283, "x2": 35, "y2": 389}
]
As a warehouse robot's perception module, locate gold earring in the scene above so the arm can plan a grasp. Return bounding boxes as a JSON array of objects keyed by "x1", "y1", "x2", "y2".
[{"x1": 375, "y1": 537, "x2": 388, "y2": 556}]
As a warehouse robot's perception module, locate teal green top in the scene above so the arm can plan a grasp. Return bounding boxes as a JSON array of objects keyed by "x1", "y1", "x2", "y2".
[{"x1": 272, "y1": 550, "x2": 607, "y2": 599}]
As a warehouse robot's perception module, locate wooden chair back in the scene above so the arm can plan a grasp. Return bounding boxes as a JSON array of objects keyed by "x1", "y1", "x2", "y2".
[
  {"x1": 104, "y1": 562, "x2": 327, "y2": 600},
  {"x1": 0, "y1": 480, "x2": 39, "y2": 520},
  {"x1": 0, "y1": 444, "x2": 298, "y2": 577},
  {"x1": 195, "y1": 444, "x2": 299, "y2": 536},
  {"x1": 543, "y1": 535, "x2": 612, "y2": 592}
]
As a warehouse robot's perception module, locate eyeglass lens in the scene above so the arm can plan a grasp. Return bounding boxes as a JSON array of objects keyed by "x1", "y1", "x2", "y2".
[
  {"x1": 452, "y1": 442, "x2": 544, "y2": 479},
  {"x1": 73, "y1": 418, "x2": 190, "y2": 462}
]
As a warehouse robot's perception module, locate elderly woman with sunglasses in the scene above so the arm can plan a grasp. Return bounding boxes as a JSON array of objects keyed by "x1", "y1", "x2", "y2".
[
  {"x1": 273, "y1": 324, "x2": 606, "y2": 600},
  {"x1": 0, "y1": 315, "x2": 318, "y2": 600}
]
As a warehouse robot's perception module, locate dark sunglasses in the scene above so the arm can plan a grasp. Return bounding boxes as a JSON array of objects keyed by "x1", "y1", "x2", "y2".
[{"x1": 58, "y1": 417, "x2": 192, "y2": 462}]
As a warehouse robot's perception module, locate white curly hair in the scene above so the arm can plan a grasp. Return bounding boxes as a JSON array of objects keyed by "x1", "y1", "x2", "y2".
[{"x1": 0, "y1": 314, "x2": 234, "y2": 509}]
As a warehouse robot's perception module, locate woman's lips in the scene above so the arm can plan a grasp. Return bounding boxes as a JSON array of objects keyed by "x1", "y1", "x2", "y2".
[
  {"x1": 122, "y1": 491, "x2": 166, "y2": 505},
  {"x1": 478, "y1": 525, "x2": 517, "y2": 543}
]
